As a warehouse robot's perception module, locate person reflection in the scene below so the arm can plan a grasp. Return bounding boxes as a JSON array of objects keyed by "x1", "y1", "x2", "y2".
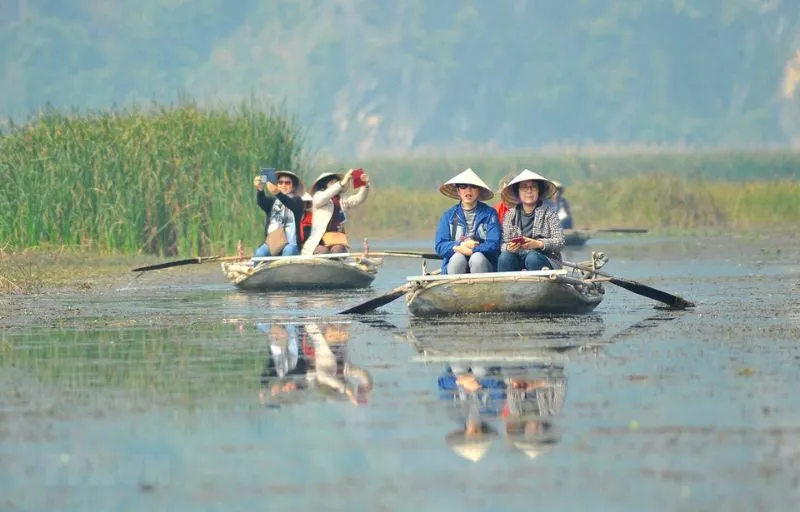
[
  {"x1": 437, "y1": 363, "x2": 566, "y2": 462},
  {"x1": 501, "y1": 366, "x2": 566, "y2": 459},
  {"x1": 439, "y1": 364, "x2": 504, "y2": 462},
  {"x1": 258, "y1": 322, "x2": 372, "y2": 408}
]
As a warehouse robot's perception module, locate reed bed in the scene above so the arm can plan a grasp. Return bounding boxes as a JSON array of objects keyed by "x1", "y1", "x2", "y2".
[
  {"x1": 0, "y1": 99, "x2": 304, "y2": 256},
  {"x1": 351, "y1": 176, "x2": 800, "y2": 235},
  {"x1": 335, "y1": 149, "x2": 800, "y2": 193}
]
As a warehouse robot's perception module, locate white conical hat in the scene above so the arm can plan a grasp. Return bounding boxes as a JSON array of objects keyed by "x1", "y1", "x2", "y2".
[
  {"x1": 551, "y1": 180, "x2": 565, "y2": 190},
  {"x1": 500, "y1": 169, "x2": 557, "y2": 206},
  {"x1": 439, "y1": 168, "x2": 494, "y2": 202},
  {"x1": 275, "y1": 170, "x2": 305, "y2": 195},
  {"x1": 311, "y1": 172, "x2": 343, "y2": 192},
  {"x1": 301, "y1": 192, "x2": 312, "y2": 202},
  {"x1": 445, "y1": 429, "x2": 498, "y2": 462}
]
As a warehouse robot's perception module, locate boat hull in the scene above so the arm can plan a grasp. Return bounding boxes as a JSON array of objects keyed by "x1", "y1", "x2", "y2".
[
  {"x1": 405, "y1": 272, "x2": 603, "y2": 316},
  {"x1": 221, "y1": 257, "x2": 378, "y2": 291}
]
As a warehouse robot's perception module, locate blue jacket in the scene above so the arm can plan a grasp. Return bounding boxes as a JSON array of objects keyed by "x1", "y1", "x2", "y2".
[{"x1": 434, "y1": 202, "x2": 501, "y2": 273}]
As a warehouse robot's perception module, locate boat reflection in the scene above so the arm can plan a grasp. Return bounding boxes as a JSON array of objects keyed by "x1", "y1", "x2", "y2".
[
  {"x1": 256, "y1": 321, "x2": 372, "y2": 408},
  {"x1": 407, "y1": 317, "x2": 601, "y2": 463}
]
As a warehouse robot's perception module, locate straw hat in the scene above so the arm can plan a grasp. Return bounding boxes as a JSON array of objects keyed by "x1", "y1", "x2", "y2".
[
  {"x1": 439, "y1": 168, "x2": 494, "y2": 202},
  {"x1": 311, "y1": 172, "x2": 344, "y2": 193},
  {"x1": 500, "y1": 169, "x2": 557, "y2": 206},
  {"x1": 445, "y1": 426, "x2": 499, "y2": 463}
]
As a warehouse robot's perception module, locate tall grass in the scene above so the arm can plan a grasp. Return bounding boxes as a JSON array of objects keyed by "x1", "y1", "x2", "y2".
[
  {"x1": 350, "y1": 176, "x2": 800, "y2": 236},
  {"x1": 0, "y1": 98, "x2": 304, "y2": 255},
  {"x1": 331, "y1": 149, "x2": 800, "y2": 192}
]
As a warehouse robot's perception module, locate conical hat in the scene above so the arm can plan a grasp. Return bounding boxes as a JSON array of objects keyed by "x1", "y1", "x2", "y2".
[
  {"x1": 311, "y1": 172, "x2": 343, "y2": 193},
  {"x1": 439, "y1": 168, "x2": 494, "y2": 202},
  {"x1": 300, "y1": 192, "x2": 313, "y2": 202},
  {"x1": 500, "y1": 169, "x2": 557, "y2": 206},
  {"x1": 275, "y1": 170, "x2": 305, "y2": 195},
  {"x1": 445, "y1": 428, "x2": 498, "y2": 462},
  {"x1": 551, "y1": 180, "x2": 565, "y2": 190}
]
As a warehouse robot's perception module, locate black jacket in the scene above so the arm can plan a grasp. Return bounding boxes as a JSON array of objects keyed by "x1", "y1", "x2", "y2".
[{"x1": 257, "y1": 190, "x2": 305, "y2": 246}]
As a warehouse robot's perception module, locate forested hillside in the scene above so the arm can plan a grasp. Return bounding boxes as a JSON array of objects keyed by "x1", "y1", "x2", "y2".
[{"x1": 2, "y1": 0, "x2": 800, "y2": 157}]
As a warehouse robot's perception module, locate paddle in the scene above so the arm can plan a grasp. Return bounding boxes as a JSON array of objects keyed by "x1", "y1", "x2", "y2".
[
  {"x1": 561, "y1": 259, "x2": 694, "y2": 309},
  {"x1": 591, "y1": 228, "x2": 648, "y2": 234},
  {"x1": 131, "y1": 255, "x2": 240, "y2": 272},
  {"x1": 340, "y1": 268, "x2": 442, "y2": 314}
]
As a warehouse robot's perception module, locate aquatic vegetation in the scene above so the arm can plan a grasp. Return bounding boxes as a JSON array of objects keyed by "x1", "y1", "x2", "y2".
[{"x1": 0, "y1": 98, "x2": 304, "y2": 256}]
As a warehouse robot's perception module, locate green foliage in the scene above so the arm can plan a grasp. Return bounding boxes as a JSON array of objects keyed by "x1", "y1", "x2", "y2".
[
  {"x1": 0, "y1": 99, "x2": 304, "y2": 255},
  {"x1": 353, "y1": 177, "x2": 800, "y2": 236}
]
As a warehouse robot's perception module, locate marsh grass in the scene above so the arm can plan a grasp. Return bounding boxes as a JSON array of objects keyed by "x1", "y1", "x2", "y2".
[
  {"x1": 341, "y1": 148, "x2": 800, "y2": 191},
  {"x1": 352, "y1": 176, "x2": 800, "y2": 234},
  {"x1": 1, "y1": 99, "x2": 304, "y2": 256}
]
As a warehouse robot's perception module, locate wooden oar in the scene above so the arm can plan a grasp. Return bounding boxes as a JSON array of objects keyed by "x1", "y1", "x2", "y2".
[
  {"x1": 591, "y1": 228, "x2": 648, "y2": 234},
  {"x1": 340, "y1": 268, "x2": 442, "y2": 314},
  {"x1": 561, "y1": 259, "x2": 694, "y2": 309},
  {"x1": 131, "y1": 250, "x2": 427, "y2": 273},
  {"x1": 131, "y1": 255, "x2": 240, "y2": 272}
]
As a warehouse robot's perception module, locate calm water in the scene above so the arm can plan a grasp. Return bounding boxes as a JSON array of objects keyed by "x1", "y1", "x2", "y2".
[{"x1": 1, "y1": 235, "x2": 799, "y2": 511}]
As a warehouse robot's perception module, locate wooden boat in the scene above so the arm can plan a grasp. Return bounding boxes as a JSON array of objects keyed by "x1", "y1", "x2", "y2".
[
  {"x1": 221, "y1": 255, "x2": 381, "y2": 291},
  {"x1": 564, "y1": 229, "x2": 591, "y2": 247},
  {"x1": 404, "y1": 269, "x2": 604, "y2": 316}
]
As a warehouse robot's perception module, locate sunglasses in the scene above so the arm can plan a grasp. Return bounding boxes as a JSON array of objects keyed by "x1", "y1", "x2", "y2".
[
  {"x1": 277, "y1": 179, "x2": 294, "y2": 185},
  {"x1": 456, "y1": 184, "x2": 479, "y2": 190}
]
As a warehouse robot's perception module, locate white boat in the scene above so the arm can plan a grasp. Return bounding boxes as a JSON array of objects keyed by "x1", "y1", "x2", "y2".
[
  {"x1": 404, "y1": 269, "x2": 604, "y2": 316},
  {"x1": 221, "y1": 255, "x2": 382, "y2": 291}
]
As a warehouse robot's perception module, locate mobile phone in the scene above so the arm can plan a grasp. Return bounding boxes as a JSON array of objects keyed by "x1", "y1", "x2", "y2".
[
  {"x1": 352, "y1": 168, "x2": 366, "y2": 189},
  {"x1": 260, "y1": 168, "x2": 277, "y2": 185},
  {"x1": 511, "y1": 236, "x2": 525, "y2": 244}
]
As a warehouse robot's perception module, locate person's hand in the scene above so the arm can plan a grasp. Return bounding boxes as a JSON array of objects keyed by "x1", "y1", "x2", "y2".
[
  {"x1": 360, "y1": 173, "x2": 370, "y2": 185},
  {"x1": 506, "y1": 241, "x2": 521, "y2": 253},
  {"x1": 454, "y1": 245, "x2": 473, "y2": 257},
  {"x1": 456, "y1": 374, "x2": 482, "y2": 392},
  {"x1": 461, "y1": 239, "x2": 479, "y2": 250},
  {"x1": 265, "y1": 181, "x2": 278, "y2": 195},
  {"x1": 342, "y1": 169, "x2": 355, "y2": 184},
  {"x1": 254, "y1": 175, "x2": 264, "y2": 191}
]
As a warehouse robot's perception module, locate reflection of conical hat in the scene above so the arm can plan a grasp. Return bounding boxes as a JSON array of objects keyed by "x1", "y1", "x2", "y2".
[
  {"x1": 500, "y1": 169, "x2": 557, "y2": 206},
  {"x1": 439, "y1": 168, "x2": 494, "y2": 202},
  {"x1": 512, "y1": 439, "x2": 557, "y2": 459},
  {"x1": 445, "y1": 428, "x2": 498, "y2": 462},
  {"x1": 311, "y1": 172, "x2": 343, "y2": 193}
]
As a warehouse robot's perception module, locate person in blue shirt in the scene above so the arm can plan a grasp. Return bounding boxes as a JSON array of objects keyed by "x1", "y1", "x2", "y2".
[{"x1": 434, "y1": 168, "x2": 502, "y2": 274}]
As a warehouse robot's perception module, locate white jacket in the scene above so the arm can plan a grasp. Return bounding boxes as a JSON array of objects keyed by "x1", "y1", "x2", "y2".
[{"x1": 301, "y1": 181, "x2": 370, "y2": 255}]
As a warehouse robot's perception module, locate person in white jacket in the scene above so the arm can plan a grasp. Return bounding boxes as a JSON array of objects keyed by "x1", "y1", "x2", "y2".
[{"x1": 301, "y1": 169, "x2": 371, "y2": 256}]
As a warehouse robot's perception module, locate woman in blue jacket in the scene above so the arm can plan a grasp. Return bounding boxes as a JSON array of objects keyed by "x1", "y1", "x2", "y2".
[{"x1": 435, "y1": 168, "x2": 502, "y2": 274}]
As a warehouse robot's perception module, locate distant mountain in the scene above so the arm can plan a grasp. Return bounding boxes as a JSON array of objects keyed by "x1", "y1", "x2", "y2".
[{"x1": 2, "y1": 0, "x2": 799, "y2": 156}]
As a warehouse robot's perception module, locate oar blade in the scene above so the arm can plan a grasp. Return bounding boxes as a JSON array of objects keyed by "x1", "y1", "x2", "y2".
[
  {"x1": 339, "y1": 285, "x2": 411, "y2": 314},
  {"x1": 609, "y1": 277, "x2": 694, "y2": 309},
  {"x1": 131, "y1": 258, "x2": 201, "y2": 272}
]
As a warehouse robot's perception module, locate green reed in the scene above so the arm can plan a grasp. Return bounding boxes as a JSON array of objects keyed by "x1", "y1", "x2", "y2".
[
  {"x1": 334, "y1": 148, "x2": 800, "y2": 192},
  {"x1": 0, "y1": 99, "x2": 304, "y2": 256},
  {"x1": 350, "y1": 176, "x2": 800, "y2": 235}
]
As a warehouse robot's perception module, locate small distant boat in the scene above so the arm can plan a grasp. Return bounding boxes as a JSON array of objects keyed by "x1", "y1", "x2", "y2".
[
  {"x1": 564, "y1": 230, "x2": 592, "y2": 247},
  {"x1": 404, "y1": 269, "x2": 604, "y2": 316},
  {"x1": 221, "y1": 255, "x2": 382, "y2": 291}
]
